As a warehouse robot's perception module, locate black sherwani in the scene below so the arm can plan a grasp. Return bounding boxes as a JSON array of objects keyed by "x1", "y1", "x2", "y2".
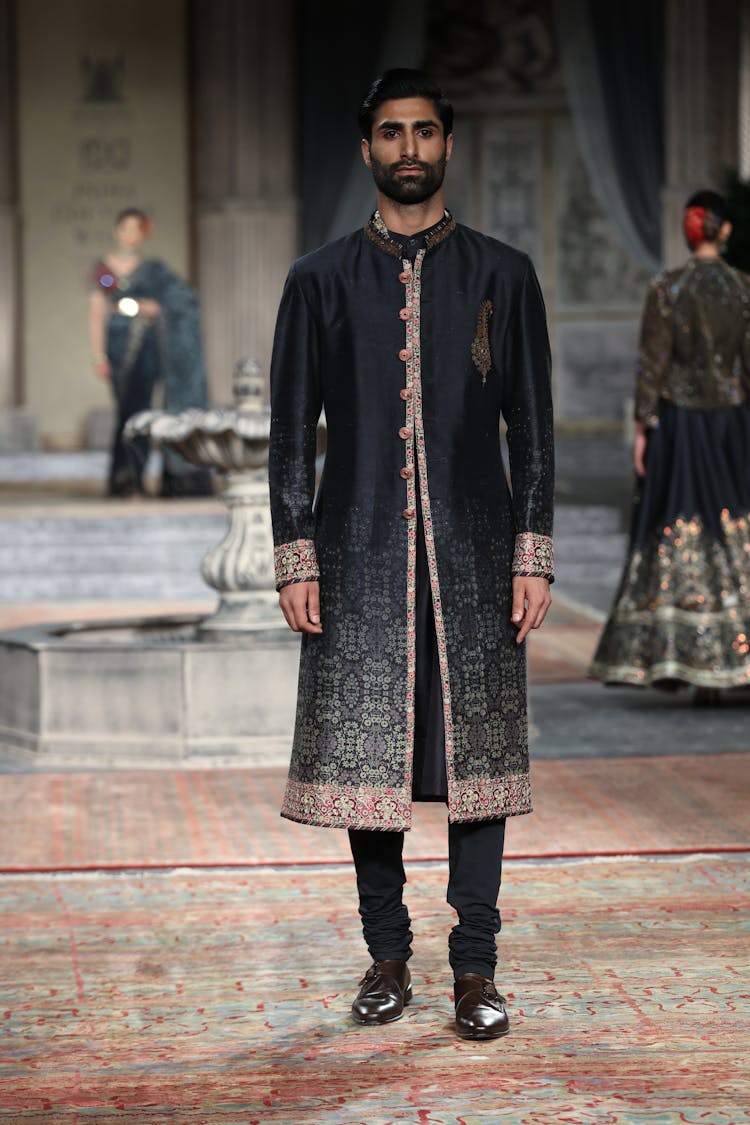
[{"x1": 269, "y1": 212, "x2": 554, "y2": 831}]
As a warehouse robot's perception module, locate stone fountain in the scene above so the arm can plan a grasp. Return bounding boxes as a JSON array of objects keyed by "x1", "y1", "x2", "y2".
[
  {"x1": 0, "y1": 360, "x2": 300, "y2": 768},
  {"x1": 125, "y1": 357, "x2": 280, "y2": 639}
]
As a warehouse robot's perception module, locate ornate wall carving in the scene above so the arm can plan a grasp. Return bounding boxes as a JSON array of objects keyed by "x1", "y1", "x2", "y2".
[
  {"x1": 554, "y1": 120, "x2": 651, "y2": 308},
  {"x1": 424, "y1": 0, "x2": 563, "y2": 98},
  {"x1": 480, "y1": 121, "x2": 544, "y2": 268},
  {"x1": 555, "y1": 321, "x2": 640, "y2": 422}
]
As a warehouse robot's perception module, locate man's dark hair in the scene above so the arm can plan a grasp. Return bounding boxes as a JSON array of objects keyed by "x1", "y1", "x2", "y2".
[{"x1": 357, "y1": 68, "x2": 453, "y2": 141}]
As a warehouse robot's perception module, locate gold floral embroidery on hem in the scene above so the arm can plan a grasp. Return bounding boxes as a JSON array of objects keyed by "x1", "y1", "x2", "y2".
[
  {"x1": 448, "y1": 772, "x2": 533, "y2": 822},
  {"x1": 471, "y1": 299, "x2": 493, "y2": 384},
  {"x1": 512, "y1": 532, "x2": 554, "y2": 580},
  {"x1": 274, "y1": 538, "x2": 320, "y2": 590},
  {"x1": 281, "y1": 778, "x2": 413, "y2": 831},
  {"x1": 279, "y1": 773, "x2": 532, "y2": 829}
]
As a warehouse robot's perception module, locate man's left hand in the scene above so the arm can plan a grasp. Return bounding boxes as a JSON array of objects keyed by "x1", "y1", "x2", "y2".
[{"x1": 511, "y1": 576, "x2": 551, "y2": 644}]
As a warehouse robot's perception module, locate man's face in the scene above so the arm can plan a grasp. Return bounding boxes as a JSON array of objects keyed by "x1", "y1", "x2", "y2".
[{"x1": 361, "y1": 96, "x2": 452, "y2": 205}]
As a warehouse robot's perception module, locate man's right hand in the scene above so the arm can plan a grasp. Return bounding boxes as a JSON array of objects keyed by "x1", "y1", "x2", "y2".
[{"x1": 279, "y1": 580, "x2": 323, "y2": 634}]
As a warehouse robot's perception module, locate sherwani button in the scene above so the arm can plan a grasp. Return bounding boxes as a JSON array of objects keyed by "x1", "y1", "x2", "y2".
[
  {"x1": 399, "y1": 348, "x2": 413, "y2": 361},
  {"x1": 399, "y1": 270, "x2": 410, "y2": 283},
  {"x1": 399, "y1": 388, "x2": 413, "y2": 400},
  {"x1": 398, "y1": 426, "x2": 413, "y2": 440},
  {"x1": 399, "y1": 308, "x2": 411, "y2": 320},
  {"x1": 402, "y1": 508, "x2": 416, "y2": 519},
  {"x1": 400, "y1": 467, "x2": 414, "y2": 479}
]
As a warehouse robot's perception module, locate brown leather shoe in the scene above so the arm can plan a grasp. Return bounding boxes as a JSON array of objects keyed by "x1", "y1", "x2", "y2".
[
  {"x1": 453, "y1": 973, "x2": 510, "y2": 1040},
  {"x1": 351, "y1": 959, "x2": 412, "y2": 1025}
]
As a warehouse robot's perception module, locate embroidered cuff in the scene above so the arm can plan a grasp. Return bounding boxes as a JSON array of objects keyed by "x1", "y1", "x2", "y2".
[
  {"x1": 512, "y1": 532, "x2": 554, "y2": 582},
  {"x1": 274, "y1": 538, "x2": 320, "y2": 591}
]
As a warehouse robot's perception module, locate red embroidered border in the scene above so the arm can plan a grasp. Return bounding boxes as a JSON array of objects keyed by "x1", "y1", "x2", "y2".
[
  {"x1": 274, "y1": 538, "x2": 320, "y2": 590},
  {"x1": 281, "y1": 778, "x2": 412, "y2": 830},
  {"x1": 448, "y1": 772, "x2": 533, "y2": 822},
  {"x1": 402, "y1": 259, "x2": 418, "y2": 798},
  {"x1": 512, "y1": 532, "x2": 554, "y2": 581}
]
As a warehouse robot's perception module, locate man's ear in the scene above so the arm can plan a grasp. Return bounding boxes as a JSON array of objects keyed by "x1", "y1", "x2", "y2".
[
  {"x1": 445, "y1": 133, "x2": 453, "y2": 162},
  {"x1": 361, "y1": 137, "x2": 372, "y2": 167}
]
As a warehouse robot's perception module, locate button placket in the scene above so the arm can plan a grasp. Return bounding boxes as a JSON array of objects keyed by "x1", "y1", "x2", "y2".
[{"x1": 400, "y1": 257, "x2": 416, "y2": 523}]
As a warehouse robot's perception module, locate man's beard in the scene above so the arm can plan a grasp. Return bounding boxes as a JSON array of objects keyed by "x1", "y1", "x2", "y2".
[{"x1": 369, "y1": 151, "x2": 447, "y2": 205}]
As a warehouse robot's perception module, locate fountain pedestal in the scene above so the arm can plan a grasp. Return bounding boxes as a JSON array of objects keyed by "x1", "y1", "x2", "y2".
[{"x1": 198, "y1": 472, "x2": 279, "y2": 638}]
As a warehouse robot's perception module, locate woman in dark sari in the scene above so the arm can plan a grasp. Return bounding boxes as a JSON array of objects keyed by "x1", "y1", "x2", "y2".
[
  {"x1": 590, "y1": 191, "x2": 750, "y2": 702},
  {"x1": 89, "y1": 208, "x2": 211, "y2": 497}
]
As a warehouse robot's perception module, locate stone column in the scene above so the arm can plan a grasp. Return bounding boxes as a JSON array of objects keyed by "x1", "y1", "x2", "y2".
[
  {"x1": 662, "y1": 0, "x2": 742, "y2": 267},
  {"x1": 0, "y1": 0, "x2": 19, "y2": 411},
  {"x1": 739, "y1": 0, "x2": 750, "y2": 178},
  {"x1": 190, "y1": 0, "x2": 298, "y2": 404},
  {"x1": 662, "y1": 0, "x2": 709, "y2": 267}
]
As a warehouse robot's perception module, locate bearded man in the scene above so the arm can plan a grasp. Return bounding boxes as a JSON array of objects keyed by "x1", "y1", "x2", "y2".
[{"x1": 269, "y1": 69, "x2": 554, "y2": 1041}]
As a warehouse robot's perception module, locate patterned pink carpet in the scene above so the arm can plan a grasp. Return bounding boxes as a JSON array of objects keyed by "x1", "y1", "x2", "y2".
[
  {"x1": 1, "y1": 753, "x2": 747, "y2": 872},
  {"x1": 1, "y1": 854, "x2": 747, "y2": 1123}
]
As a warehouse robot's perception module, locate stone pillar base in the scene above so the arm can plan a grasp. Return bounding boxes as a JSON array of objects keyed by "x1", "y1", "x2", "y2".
[{"x1": 0, "y1": 406, "x2": 38, "y2": 453}]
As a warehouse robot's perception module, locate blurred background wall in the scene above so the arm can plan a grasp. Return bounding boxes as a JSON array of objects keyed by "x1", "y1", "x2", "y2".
[
  {"x1": 0, "y1": 0, "x2": 748, "y2": 451},
  {"x1": 16, "y1": 0, "x2": 189, "y2": 446}
]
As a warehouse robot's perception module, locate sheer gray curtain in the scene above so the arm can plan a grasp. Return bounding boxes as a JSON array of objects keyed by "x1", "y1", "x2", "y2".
[
  {"x1": 554, "y1": 0, "x2": 665, "y2": 271},
  {"x1": 299, "y1": 0, "x2": 429, "y2": 252}
]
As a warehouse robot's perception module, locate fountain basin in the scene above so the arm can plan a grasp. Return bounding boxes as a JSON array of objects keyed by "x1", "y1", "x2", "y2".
[{"x1": 0, "y1": 609, "x2": 299, "y2": 769}]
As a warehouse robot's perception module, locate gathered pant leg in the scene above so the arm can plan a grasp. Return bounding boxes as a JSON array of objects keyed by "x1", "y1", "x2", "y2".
[
  {"x1": 447, "y1": 817, "x2": 506, "y2": 980},
  {"x1": 348, "y1": 828, "x2": 413, "y2": 962},
  {"x1": 348, "y1": 816, "x2": 506, "y2": 979}
]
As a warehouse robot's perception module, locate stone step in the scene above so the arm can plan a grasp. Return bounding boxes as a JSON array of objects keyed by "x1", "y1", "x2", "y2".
[
  {"x1": 0, "y1": 513, "x2": 226, "y2": 545},
  {"x1": 553, "y1": 534, "x2": 629, "y2": 564},
  {"x1": 0, "y1": 508, "x2": 228, "y2": 602},
  {"x1": 0, "y1": 570, "x2": 213, "y2": 602},
  {"x1": 0, "y1": 540, "x2": 216, "y2": 575},
  {"x1": 553, "y1": 504, "x2": 624, "y2": 535}
]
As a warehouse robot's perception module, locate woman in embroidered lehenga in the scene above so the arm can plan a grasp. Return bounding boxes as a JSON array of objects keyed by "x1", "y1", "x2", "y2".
[
  {"x1": 89, "y1": 208, "x2": 212, "y2": 497},
  {"x1": 589, "y1": 191, "x2": 750, "y2": 702}
]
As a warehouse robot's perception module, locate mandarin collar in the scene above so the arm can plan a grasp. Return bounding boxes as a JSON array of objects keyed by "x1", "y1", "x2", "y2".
[{"x1": 364, "y1": 209, "x2": 457, "y2": 258}]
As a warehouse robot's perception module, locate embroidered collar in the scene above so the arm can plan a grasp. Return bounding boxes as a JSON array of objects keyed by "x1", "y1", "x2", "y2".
[{"x1": 365, "y1": 209, "x2": 456, "y2": 258}]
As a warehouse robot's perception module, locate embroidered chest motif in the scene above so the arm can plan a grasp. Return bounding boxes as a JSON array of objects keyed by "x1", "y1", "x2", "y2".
[{"x1": 471, "y1": 299, "x2": 493, "y2": 385}]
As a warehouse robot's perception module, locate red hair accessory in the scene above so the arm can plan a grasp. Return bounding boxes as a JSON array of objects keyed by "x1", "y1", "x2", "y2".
[{"x1": 683, "y1": 206, "x2": 706, "y2": 249}]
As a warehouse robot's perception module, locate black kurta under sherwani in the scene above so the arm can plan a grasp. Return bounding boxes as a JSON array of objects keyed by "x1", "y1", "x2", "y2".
[
  {"x1": 590, "y1": 257, "x2": 750, "y2": 688},
  {"x1": 269, "y1": 212, "x2": 554, "y2": 831}
]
